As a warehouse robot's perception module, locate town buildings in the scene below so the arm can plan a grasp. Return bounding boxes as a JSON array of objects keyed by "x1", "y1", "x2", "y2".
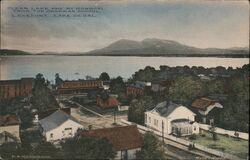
[
  {"x1": 32, "y1": 107, "x2": 71, "y2": 124},
  {"x1": 0, "y1": 114, "x2": 20, "y2": 144},
  {"x1": 151, "y1": 79, "x2": 174, "y2": 93},
  {"x1": 39, "y1": 110, "x2": 83, "y2": 142},
  {"x1": 191, "y1": 97, "x2": 223, "y2": 124},
  {"x1": 0, "y1": 78, "x2": 34, "y2": 100},
  {"x1": 57, "y1": 79, "x2": 104, "y2": 95},
  {"x1": 78, "y1": 125, "x2": 143, "y2": 160},
  {"x1": 126, "y1": 81, "x2": 151, "y2": 97},
  {"x1": 145, "y1": 101, "x2": 199, "y2": 136},
  {"x1": 96, "y1": 94, "x2": 120, "y2": 108}
]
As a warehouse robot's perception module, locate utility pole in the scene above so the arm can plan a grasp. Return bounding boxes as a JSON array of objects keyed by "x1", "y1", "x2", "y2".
[
  {"x1": 113, "y1": 109, "x2": 116, "y2": 125},
  {"x1": 162, "y1": 120, "x2": 165, "y2": 153}
]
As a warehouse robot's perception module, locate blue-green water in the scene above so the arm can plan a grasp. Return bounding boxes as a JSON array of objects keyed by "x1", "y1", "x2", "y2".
[{"x1": 0, "y1": 56, "x2": 248, "y2": 81}]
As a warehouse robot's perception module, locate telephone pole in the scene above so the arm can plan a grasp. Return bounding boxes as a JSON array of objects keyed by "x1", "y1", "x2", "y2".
[{"x1": 162, "y1": 120, "x2": 165, "y2": 153}]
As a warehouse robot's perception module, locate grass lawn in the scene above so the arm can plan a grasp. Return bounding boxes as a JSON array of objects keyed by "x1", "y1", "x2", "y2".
[{"x1": 183, "y1": 131, "x2": 249, "y2": 159}]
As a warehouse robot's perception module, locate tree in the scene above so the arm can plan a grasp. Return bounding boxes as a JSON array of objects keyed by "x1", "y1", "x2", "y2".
[
  {"x1": 99, "y1": 72, "x2": 110, "y2": 81},
  {"x1": 132, "y1": 66, "x2": 156, "y2": 81},
  {"x1": 18, "y1": 108, "x2": 33, "y2": 129},
  {"x1": 55, "y1": 73, "x2": 63, "y2": 87},
  {"x1": 109, "y1": 76, "x2": 126, "y2": 95},
  {"x1": 31, "y1": 73, "x2": 59, "y2": 111},
  {"x1": 32, "y1": 142, "x2": 59, "y2": 158},
  {"x1": 61, "y1": 136, "x2": 116, "y2": 159},
  {"x1": 0, "y1": 142, "x2": 21, "y2": 159},
  {"x1": 169, "y1": 76, "x2": 203, "y2": 105},
  {"x1": 34, "y1": 73, "x2": 45, "y2": 88},
  {"x1": 128, "y1": 96, "x2": 154, "y2": 125},
  {"x1": 209, "y1": 125, "x2": 218, "y2": 143},
  {"x1": 136, "y1": 132, "x2": 165, "y2": 159}
]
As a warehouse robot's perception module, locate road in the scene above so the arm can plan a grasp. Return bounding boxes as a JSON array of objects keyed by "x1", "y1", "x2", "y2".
[{"x1": 59, "y1": 99, "x2": 218, "y2": 160}]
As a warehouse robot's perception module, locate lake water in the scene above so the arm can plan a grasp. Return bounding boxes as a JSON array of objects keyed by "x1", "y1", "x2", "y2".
[{"x1": 0, "y1": 56, "x2": 249, "y2": 81}]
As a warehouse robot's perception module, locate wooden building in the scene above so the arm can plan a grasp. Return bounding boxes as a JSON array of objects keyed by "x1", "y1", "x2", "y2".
[
  {"x1": 96, "y1": 95, "x2": 120, "y2": 108},
  {"x1": 0, "y1": 114, "x2": 21, "y2": 144},
  {"x1": 77, "y1": 125, "x2": 143, "y2": 160},
  {"x1": 0, "y1": 78, "x2": 34, "y2": 100},
  {"x1": 57, "y1": 79, "x2": 104, "y2": 95}
]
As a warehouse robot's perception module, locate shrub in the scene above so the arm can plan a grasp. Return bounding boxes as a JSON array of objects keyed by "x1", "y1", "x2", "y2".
[{"x1": 189, "y1": 134, "x2": 197, "y2": 140}]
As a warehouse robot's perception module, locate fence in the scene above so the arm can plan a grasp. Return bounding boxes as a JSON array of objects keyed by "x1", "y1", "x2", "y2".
[
  {"x1": 198, "y1": 123, "x2": 249, "y2": 140},
  {"x1": 120, "y1": 119, "x2": 243, "y2": 160}
]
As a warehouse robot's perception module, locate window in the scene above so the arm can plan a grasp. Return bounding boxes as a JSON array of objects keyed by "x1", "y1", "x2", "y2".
[
  {"x1": 145, "y1": 114, "x2": 147, "y2": 123},
  {"x1": 50, "y1": 133, "x2": 53, "y2": 138},
  {"x1": 194, "y1": 126, "x2": 196, "y2": 131},
  {"x1": 149, "y1": 117, "x2": 151, "y2": 123},
  {"x1": 154, "y1": 119, "x2": 158, "y2": 126}
]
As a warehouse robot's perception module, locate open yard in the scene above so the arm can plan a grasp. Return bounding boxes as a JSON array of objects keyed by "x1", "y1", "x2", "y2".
[{"x1": 183, "y1": 131, "x2": 249, "y2": 159}]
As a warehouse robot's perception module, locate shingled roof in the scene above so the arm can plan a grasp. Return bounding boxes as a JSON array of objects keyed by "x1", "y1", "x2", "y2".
[
  {"x1": 78, "y1": 125, "x2": 143, "y2": 151},
  {"x1": 192, "y1": 98, "x2": 217, "y2": 110},
  {"x1": 153, "y1": 101, "x2": 181, "y2": 117},
  {"x1": 0, "y1": 115, "x2": 20, "y2": 126},
  {"x1": 39, "y1": 110, "x2": 80, "y2": 132}
]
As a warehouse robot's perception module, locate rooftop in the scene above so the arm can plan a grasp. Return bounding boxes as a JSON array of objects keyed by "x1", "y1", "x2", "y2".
[
  {"x1": 0, "y1": 78, "x2": 34, "y2": 84},
  {"x1": 0, "y1": 114, "x2": 20, "y2": 126},
  {"x1": 78, "y1": 125, "x2": 143, "y2": 151},
  {"x1": 39, "y1": 110, "x2": 80, "y2": 132},
  {"x1": 152, "y1": 101, "x2": 181, "y2": 117},
  {"x1": 192, "y1": 97, "x2": 217, "y2": 110}
]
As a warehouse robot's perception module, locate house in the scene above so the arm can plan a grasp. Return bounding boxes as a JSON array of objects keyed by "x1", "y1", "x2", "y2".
[
  {"x1": 78, "y1": 125, "x2": 143, "y2": 160},
  {"x1": 32, "y1": 107, "x2": 71, "y2": 124},
  {"x1": 0, "y1": 78, "x2": 34, "y2": 100},
  {"x1": 191, "y1": 97, "x2": 223, "y2": 124},
  {"x1": 0, "y1": 114, "x2": 20, "y2": 144},
  {"x1": 118, "y1": 105, "x2": 129, "y2": 111},
  {"x1": 96, "y1": 94, "x2": 120, "y2": 108},
  {"x1": 151, "y1": 79, "x2": 174, "y2": 92},
  {"x1": 145, "y1": 101, "x2": 199, "y2": 136},
  {"x1": 126, "y1": 81, "x2": 151, "y2": 97},
  {"x1": 39, "y1": 110, "x2": 83, "y2": 142},
  {"x1": 57, "y1": 79, "x2": 104, "y2": 95},
  {"x1": 197, "y1": 74, "x2": 212, "y2": 81}
]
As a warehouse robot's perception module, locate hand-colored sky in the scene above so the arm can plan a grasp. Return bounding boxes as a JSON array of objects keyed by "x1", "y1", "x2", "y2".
[{"x1": 1, "y1": 0, "x2": 249, "y2": 53}]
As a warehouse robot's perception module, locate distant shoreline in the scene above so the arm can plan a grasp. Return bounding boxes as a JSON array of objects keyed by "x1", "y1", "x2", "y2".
[{"x1": 1, "y1": 54, "x2": 249, "y2": 58}]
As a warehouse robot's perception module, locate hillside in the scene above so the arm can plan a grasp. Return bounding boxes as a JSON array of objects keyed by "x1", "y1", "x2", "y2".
[
  {"x1": 0, "y1": 49, "x2": 32, "y2": 56},
  {"x1": 86, "y1": 38, "x2": 249, "y2": 57}
]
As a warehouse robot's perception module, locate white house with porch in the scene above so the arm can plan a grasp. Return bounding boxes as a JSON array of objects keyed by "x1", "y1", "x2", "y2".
[
  {"x1": 145, "y1": 101, "x2": 199, "y2": 136},
  {"x1": 39, "y1": 110, "x2": 83, "y2": 142}
]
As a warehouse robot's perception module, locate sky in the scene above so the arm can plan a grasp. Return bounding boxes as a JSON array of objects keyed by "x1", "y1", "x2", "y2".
[{"x1": 1, "y1": 0, "x2": 249, "y2": 53}]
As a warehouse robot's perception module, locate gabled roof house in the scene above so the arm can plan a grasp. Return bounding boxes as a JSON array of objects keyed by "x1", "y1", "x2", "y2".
[
  {"x1": 192, "y1": 97, "x2": 223, "y2": 124},
  {"x1": 145, "y1": 101, "x2": 199, "y2": 136},
  {"x1": 0, "y1": 114, "x2": 20, "y2": 144},
  {"x1": 78, "y1": 125, "x2": 143, "y2": 160},
  {"x1": 39, "y1": 110, "x2": 83, "y2": 142}
]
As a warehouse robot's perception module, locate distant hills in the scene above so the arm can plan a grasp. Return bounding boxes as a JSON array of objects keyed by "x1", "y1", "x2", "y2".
[
  {"x1": 0, "y1": 49, "x2": 32, "y2": 56},
  {"x1": 1, "y1": 38, "x2": 249, "y2": 57},
  {"x1": 85, "y1": 38, "x2": 249, "y2": 57}
]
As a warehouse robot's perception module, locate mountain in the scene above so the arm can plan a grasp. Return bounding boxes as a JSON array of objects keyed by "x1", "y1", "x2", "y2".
[
  {"x1": 0, "y1": 49, "x2": 32, "y2": 56},
  {"x1": 86, "y1": 38, "x2": 249, "y2": 57}
]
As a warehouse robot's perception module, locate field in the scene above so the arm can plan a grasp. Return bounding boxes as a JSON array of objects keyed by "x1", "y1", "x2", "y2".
[{"x1": 183, "y1": 131, "x2": 249, "y2": 159}]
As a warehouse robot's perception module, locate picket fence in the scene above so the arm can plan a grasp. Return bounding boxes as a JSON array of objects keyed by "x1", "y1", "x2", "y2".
[{"x1": 120, "y1": 119, "x2": 244, "y2": 160}]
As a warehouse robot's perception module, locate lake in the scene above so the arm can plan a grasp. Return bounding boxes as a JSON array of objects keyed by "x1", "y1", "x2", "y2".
[{"x1": 0, "y1": 56, "x2": 249, "y2": 81}]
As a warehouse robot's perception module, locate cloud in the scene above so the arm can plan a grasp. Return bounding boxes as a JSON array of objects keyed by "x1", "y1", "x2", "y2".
[{"x1": 1, "y1": 0, "x2": 249, "y2": 52}]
